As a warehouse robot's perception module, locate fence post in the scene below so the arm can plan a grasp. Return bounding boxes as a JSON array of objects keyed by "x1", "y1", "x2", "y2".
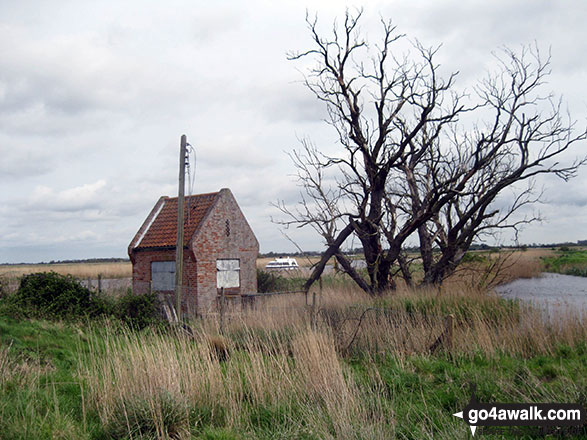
[
  {"x1": 219, "y1": 287, "x2": 225, "y2": 335},
  {"x1": 311, "y1": 277, "x2": 320, "y2": 330},
  {"x1": 87, "y1": 277, "x2": 91, "y2": 290},
  {"x1": 429, "y1": 313, "x2": 455, "y2": 354},
  {"x1": 445, "y1": 314, "x2": 454, "y2": 351},
  {"x1": 98, "y1": 274, "x2": 102, "y2": 294}
]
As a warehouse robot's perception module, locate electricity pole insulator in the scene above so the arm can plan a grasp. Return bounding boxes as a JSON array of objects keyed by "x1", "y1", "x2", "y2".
[{"x1": 174, "y1": 134, "x2": 187, "y2": 321}]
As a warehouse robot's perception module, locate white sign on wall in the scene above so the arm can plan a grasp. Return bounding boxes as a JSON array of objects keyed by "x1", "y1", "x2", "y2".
[{"x1": 217, "y1": 259, "x2": 240, "y2": 288}]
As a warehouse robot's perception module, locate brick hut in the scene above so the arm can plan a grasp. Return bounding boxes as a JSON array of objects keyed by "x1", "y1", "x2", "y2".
[{"x1": 128, "y1": 188, "x2": 259, "y2": 315}]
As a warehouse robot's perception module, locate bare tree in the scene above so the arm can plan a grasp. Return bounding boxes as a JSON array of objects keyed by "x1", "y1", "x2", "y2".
[
  {"x1": 409, "y1": 47, "x2": 587, "y2": 285},
  {"x1": 277, "y1": 10, "x2": 586, "y2": 295}
]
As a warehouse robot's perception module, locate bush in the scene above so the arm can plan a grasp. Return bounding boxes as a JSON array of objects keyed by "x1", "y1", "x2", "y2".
[
  {"x1": 115, "y1": 290, "x2": 161, "y2": 329},
  {"x1": 0, "y1": 276, "x2": 7, "y2": 298},
  {"x1": 13, "y1": 272, "x2": 95, "y2": 318},
  {"x1": 105, "y1": 390, "x2": 189, "y2": 440},
  {"x1": 257, "y1": 269, "x2": 285, "y2": 293},
  {"x1": 257, "y1": 269, "x2": 306, "y2": 293},
  {"x1": 1, "y1": 272, "x2": 161, "y2": 327},
  {"x1": 565, "y1": 267, "x2": 587, "y2": 277},
  {"x1": 461, "y1": 252, "x2": 488, "y2": 263}
]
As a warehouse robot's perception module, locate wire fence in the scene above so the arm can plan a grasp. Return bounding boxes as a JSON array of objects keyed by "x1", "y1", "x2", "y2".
[
  {"x1": 81, "y1": 276, "x2": 131, "y2": 295},
  {"x1": 0, "y1": 272, "x2": 457, "y2": 354}
]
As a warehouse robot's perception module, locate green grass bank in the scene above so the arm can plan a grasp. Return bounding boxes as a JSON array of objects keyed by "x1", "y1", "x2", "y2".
[{"x1": 0, "y1": 283, "x2": 585, "y2": 439}]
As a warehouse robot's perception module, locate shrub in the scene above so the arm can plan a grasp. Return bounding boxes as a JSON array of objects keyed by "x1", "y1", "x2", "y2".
[
  {"x1": 105, "y1": 390, "x2": 189, "y2": 440},
  {"x1": 565, "y1": 267, "x2": 587, "y2": 277},
  {"x1": 257, "y1": 269, "x2": 285, "y2": 293},
  {"x1": 13, "y1": 272, "x2": 95, "y2": 318},
  {"x1": 461, "y1": 252, "x2": 488, "y2": 263},
  {"x1": 0, "y1": 276, "x2": 8, "y2": 298},
  {"x1": 257, "y1": 269, "x2": 306, "y2": 293},
  {"x1": 115, "y1": 290, "x2": 161, "y2": 329},
  {"x1": 4, "y1": 273, "x2": 161, "y2": 327},
  {"x1": 0, "y1": 272, "x2": 164, "y2": 330}
]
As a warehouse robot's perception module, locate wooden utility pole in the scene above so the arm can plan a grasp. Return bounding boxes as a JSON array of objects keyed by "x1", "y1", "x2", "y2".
[
  {"x1": 174, "y1": 134, "x2": 187, "y2": 322},
  {"x1": 219, "y1": 287, "x2": 225, "y2": 335}
]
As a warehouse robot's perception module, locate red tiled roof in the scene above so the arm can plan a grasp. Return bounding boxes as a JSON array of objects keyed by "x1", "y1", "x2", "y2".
[{"x1": 134, "y1": 192, "x2": 219, "y2": 249}]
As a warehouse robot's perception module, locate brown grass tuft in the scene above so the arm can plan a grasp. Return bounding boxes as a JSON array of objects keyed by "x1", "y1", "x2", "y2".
[
  {"x1": 80, "y1": 323, "x2": 391, "y2": 439},
  {"x1": 78, "y1": 272, "x2": 585, "y2": 439}
]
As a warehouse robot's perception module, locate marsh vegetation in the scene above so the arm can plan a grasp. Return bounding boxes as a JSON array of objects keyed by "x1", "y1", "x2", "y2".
[{"x1": 0, "y1": 252, "x2": 585, "y2": 439}]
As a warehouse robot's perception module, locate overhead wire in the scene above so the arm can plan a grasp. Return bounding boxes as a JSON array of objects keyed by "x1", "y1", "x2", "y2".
[
  {"x1": 188, "y1": 143, "x2": 196, "y2": 196},
  {"x1": 185, "y1": 142, "x2": 196, "y2": 225}
]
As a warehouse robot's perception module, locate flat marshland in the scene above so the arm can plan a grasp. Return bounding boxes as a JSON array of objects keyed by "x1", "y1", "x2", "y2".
[
  {"x1": 0, "y1": 261, "x2": 132, "y2": 281},
  {"x1": 0, "y1": 249, "x2": 585, "y2": 439},
  {"x1": 0, "y1": 247, "x2": 564, "y2": 282}
]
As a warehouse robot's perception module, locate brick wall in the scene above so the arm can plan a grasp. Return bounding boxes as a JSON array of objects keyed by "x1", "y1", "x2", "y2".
[
  {"x1": 130, "y1": 248, "x2": 198, "y2": 314},
  {"x1": 191, "y1": 189, "x2": 259, "y2": 313},
  {"x1": 130, "y1": 188, "x2": 258, "y2": 317}
]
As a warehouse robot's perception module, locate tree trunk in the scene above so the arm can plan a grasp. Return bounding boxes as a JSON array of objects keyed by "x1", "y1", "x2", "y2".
[
  {"x1": 303, "y1": 223, "x2": 354, "y2": 292},
  {"x1": 397, "y1": 253, "x2": 413, "y2": 287},
  {"x1": 418, "y1": 225, "x2": 434, "y2": 276},
  {"x1": 334, "y1": 252, "x2": 373, "y2": 294}
]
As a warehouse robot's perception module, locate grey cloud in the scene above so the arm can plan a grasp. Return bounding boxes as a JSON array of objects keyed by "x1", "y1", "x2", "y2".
[
  {"x1": 0, "y1": 75, "x2": 96, "y2": 117},
  {"x1": 378, "y1": 1, "x2": 587, "y2": 86},
  {"x1": 2, "y1": 1, "x2": 587, "y2": 262},
  {"x1": 199, "y1": 142, "x2": 274, "y2": 169},
  {"x1": 0, "y1": 24, "x2": 216, "y2": 137},
  {"x1": 0, "y1": 142, "x2": 54, "y2": 179},
  {"x1": 259, "y1": 85, "x2": 328, "y2": 124},
  {"x1": 539, "y1": 174, "x2": 587, "y2": 208},
  {"x1": 192, "y1": 7, "x2": 244, "y2": 43}
]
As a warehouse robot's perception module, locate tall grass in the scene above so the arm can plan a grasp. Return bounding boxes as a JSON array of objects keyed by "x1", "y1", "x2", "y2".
[
  {"x1": 235, "y1": 284, "x2": 585, "y2": 359},
  {"x1": 0, "y1": 340, "x2": 55, "y2": 391},
  {"x1": 0, "y1": 321, "x2": 89, "y2": 440},
  {"x1": 78, "y1": 282, "x2": 586, "y2": 439},
  {"x1": 80, "y1": 325, "x2": 390, "y2": 439},
  {"x1": 445, "y1": 250, "x2": 544, "y2": 288}
]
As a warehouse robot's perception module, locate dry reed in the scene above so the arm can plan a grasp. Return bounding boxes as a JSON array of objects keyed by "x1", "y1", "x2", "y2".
[
  {"x1": 226, "y1": 282, "x2": 585, "y2": 359},
  {"x1": 80, "y1": 323, "x2": 390, "y2": 439},
  {"x1": 445, "y1": 250, "x2": 545, "y2": 288},
  {"x1": 0, "y1": 262, "x2": 131, "y2": 281},
  {"x1": 79, "y1": 280, "x2": 586, "y2": 439}
]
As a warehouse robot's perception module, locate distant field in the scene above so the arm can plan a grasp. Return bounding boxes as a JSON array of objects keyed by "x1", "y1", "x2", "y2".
[
  {"x1": 542, "y1": 247, "x2": 587, "y2": 277},
  {"x1": 0, "y1": 247, "x2": 575, "y2": 283},
  {"x1": 3, "y1": 259, "x2": 311, "y2": 280},
  {"x1": 1, "y1": 258, "x2": 316, "y2": 281},
  {"x1": 0, "y1": 262, "x2": 132, "y2": 281}
]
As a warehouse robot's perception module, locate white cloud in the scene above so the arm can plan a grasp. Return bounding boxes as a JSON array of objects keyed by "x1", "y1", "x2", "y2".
[
  {"x1": 28, "y1": 180, "x2": 107, "y2": 212},
  {"x1": 0, "y1": 0, "x2": 586, "y2": 262}
]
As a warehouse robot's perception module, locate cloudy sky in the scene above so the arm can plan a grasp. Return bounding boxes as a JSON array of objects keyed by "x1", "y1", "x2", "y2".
[{"x1": 1, "y1": 1, "x2": 587, "y2": 263}]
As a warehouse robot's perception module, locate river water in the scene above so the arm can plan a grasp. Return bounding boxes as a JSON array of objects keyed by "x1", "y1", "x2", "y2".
[{"x1": 495, "y1": 272, "x2": 587, "y2": 319}]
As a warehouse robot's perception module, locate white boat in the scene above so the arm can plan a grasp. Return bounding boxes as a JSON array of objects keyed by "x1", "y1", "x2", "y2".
[{"x1": 265, "y1": 257, "x2": 299, "y2": 270}]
